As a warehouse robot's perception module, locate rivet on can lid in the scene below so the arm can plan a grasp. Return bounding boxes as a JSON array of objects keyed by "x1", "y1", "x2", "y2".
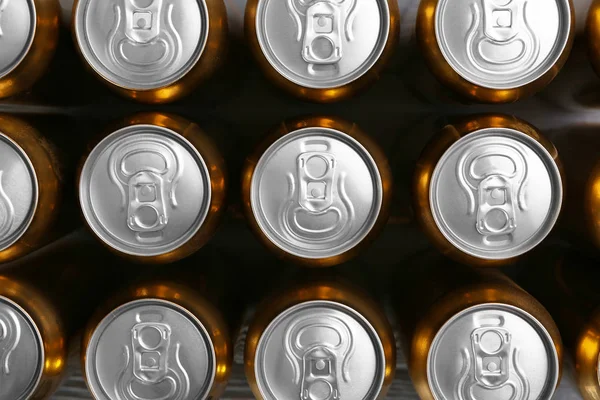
[
  {"x1": 85, "y1": 299, "x2": 216, "y2": 400},
  {"x1": 255, "y1": 301, "x2": 386, "y2": 400},
  {"x1": 0, "y1": 133, "x2": 38, "y2": 252},
  {"x1": 427, "y1": 304, "x2": 559, "y2": 400},
  {"x1": 255, "y1": 0, "x2": 391, "y2": 89},
  {"x1": 0, "y1": 0, "x2": 36, "y2": 79},
  {"x1": 434, "y1": 0, "x2": 572, "y2": 90},
  {"x1": 74, "y1": 0, "x2": 210, "y2": 90},
  {"x1": 79, "y1": 124, "x2": 211, "y2": 257},
  {"x1": 429, "y1": 127, "x2": 562, "y2": 260},
  {"x1": 250, "y1": 127, "x2": 383, "y2": 259},
  {"x1": 0, "y1": 296, "x2": 44, "y2": 400}
]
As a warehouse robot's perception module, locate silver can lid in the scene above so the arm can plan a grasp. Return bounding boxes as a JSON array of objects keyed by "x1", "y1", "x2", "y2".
[
  {"x1": 434, "y1": 0, "x2": 572, "y2": 90},
  {"x1": 74, "y1": 0, "x2": 209, "y2": 90},
  {"x1": 428, "y1": 304, "x2": 559, "y2": 400},
  {"x1": 79, "y1": 124, "x2": 211, "y2": 257},
  {"x1": 255, "y1": 300, "x2": 386, "y2": 400},
  {"x1": 255, "y1": 0, "x2": 391, "y2": 89},
  {"x1": 250, "y1": 127, "x2": 383, "y2": 259},
  {"x1": 85, "y1": 299, "x2": 216, "y2": 400},
  {"x1": 0, "y1": 133, "x2": 38, "y2": 252},
  {"x1": 0, "y1": 296, "x2": 44, "y2": 400},
  {"x1": 0, "y1": 0, "x2": 35, "y2": 79},
  {"x1": 429, "y1": 127, "x2": 562, "y2": 260}
]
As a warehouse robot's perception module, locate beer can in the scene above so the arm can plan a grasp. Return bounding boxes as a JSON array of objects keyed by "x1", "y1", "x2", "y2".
[
  {"x1": 245, "y1": 0, "x2": 400, "y2": 103},
  {"x1": 82, "y1": 281, "x2": 232, "y2": 400},
  {"x1": 245, "y1": 280, "x2": 396, "y2": 400},
  {"x1": 0, "y1": 276, "x2": 67, "y2": 400},
  {"x1": 241, "y1": 116, "x2": 392, "y2": 267},
  {"x1": 413, "y1": 114, "x2": 563, "y2": 267},
  {"x1": 0, "y1": 115, "x2": 62, "y2": 264},
  {"x1": 395, "y1": 255, "x2": 563, "y2": 400},
  {"x1": 72, "y1": 0, "x2": 228, "y2": 103},
  {"x1": 417, "y1": 0, "x2": 574, "y2": 103},
  {"x1": 0, "y1": 0, "x2": 59, "y2": 99},
  {"x1": 78, "y1": 113, "x2": 227, "y2": 264},
  {"x1": 518, "y1": 248, "x2": 600, "y2": 400}
]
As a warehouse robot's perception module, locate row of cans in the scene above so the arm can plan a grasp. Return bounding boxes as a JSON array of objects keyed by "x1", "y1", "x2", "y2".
[
  {"x1": 5, "y1": 0, "x2": 600, "y2": 103},
  {"x1": 0, "y1": 236, "x2": 597, "y2": 400},
  {"x1": 0, "y1": 112, "x2": 596, "y2": 267}
]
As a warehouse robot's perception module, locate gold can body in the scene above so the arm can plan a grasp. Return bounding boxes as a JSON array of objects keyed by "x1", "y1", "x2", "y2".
[
  {"x1": 413, "y1": 114, "x2": 563, "y2": 267},
  {"x1": 588, "y1": 0, "x2": 600, "y2": 80},
  {"x1": 0, "y1": 114, "x2": 62, "y2": 264},
  {"x1": 82, "y1": 281, "x2": 232, "y2": 400},
  {"x1": 241, "y1": 116, "x2": 392, "y2": 267},
  {"x1": 0, "y1": 0, "x2": 59, "y2": 99},
  {"x1": 244, "y1": 0, "x2": 399, "y2": 103},
  {"x1": 416, "y1": 0, "x2": 574, "y2": 103},
  {"x1": 77, "y1": 112, "x2": 227, "y2": 264},
  {"x1": 245, "y1": 280, "x2": 396, "y2": 400},
  {"x1": 71, "y1": 0, "x2": 228, "y2": 104}
]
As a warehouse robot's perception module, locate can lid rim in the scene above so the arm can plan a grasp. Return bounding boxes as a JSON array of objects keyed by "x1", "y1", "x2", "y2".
[
  {"x1": 254, "y1": 300, "x2": 387, "y2": 400},
  {"x1": 79, "y1": 124, "x2": 212, "y2": 257},
  {"x1": 85, "y1": 298, "x2": 217, "y2": 400},
  {"x1": 255, "y1": 0, "x2": 391, "y2": 89}
]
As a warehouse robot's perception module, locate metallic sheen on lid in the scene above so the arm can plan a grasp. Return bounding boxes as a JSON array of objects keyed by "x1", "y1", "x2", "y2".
[
  {"x1": 85, "y1": 299, "x2": 216, "y2": 400},
  {"x1": 79, "y1": 124, "x2": 211, "y2": 257},
  {"x1": 255, "y1": 301, "x2": 386, "y2": 400},
  {"x1": 429, "y1": 127, "x2": 562, "y2": 260},
  {"x1": 0, "y1": 0, "x2": 35, "y2": 79},
  {"x1": 0, "y1": 133, "x2": 38, "y2": 252},
  {"x1": 74, "y1": 0, "x2": 209, "y2": 90},
  {"x1": 428, "y1": 304, "x2": 559, "y2": 400},
  {"x1": 250, "y1": 127, "x2": 383, "y2": 259},
  {"x1": 435, "y1": 0, "x2": 572, "y2": 90},
  {"x1": 0, "y1": 296, "x2": 44, "y2": 400},
  {"x1": 254, "y1": 0, "x2": 391, "y2": 89}
]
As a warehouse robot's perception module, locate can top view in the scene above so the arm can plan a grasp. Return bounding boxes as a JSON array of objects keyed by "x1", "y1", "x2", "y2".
[
  {"x1": 78, "y1": 113, "x2": 226, "y2": 264},
  {"x1": 245, "y1": 0, "x2": 399, "y2": 102},
  {"x1": 426, "y1": 303, "x2": 560, "y2": 400},
  {"x1": 414, "y1": 115, "x2": 563, "y2": 266},
  {"x1": 84, "y1": 299, "x2": 217, "y2": 400},
  {"x1": 0, "y1": 0, "x2": 59, "y2": 99},
  {"x1": 417, "y1": 0, "x2": 574, "y2": 103},
  {"x1": 245, "y1": 281, "x2": 396, "y2": 400},
  {"x1": 242, "y1": 117, "x2": 392, "y2": 267},
  {"x1": 73, "y1": 0, "x2": 227, "y2": 103}
]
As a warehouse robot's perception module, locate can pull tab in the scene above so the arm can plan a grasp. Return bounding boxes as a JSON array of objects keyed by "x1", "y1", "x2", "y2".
[
  {"x1": 123, "y1": 0, "x2": 164, "y2": 44},
  {"x1": 300, "y1": 348, "x2": 341, "y2": 400},
  {"x1": 298, "y1": 152, "x2": 336, "y2": 213},
  {"x1": 476, "y1": 176, "x2": 517, "y2": 244}
]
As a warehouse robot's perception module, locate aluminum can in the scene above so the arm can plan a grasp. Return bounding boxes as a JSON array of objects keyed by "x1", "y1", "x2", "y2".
[
  {"x1": 245, "y1": 280, "x2": 396, "y2": 400},
  {"x1": 72, "y1": 0, "x2": 228, "y2": 103},
  {"x1": 78, "y1": 112, "x2": 227, "y2": 264},
  {"x1": 554, "y1": 126, "x2": 600, "y2": 250},
  {"x1": 395, "y1": 255, "x2": 563, "y2": 400},
  {"x1": 82, "y1": 281, "x2": 232, "y2": 400},
  {"x1": 518, "y1": 248, "x2": 600, "y2": 400},
  {"x1": 242, "y1": 116, "x2": 392, "y2": 267},
  {"x1": 245, "y1": 0, "x2": 399, "y2": 103},
  {"x1": 417, "y1": 0, "x2": 574, "y2": 103},
  {"x1": 413, "y1": 114, "x2": 563, "y2": 267},
  {"x1": 0, "y1": 275, "x2": 67, "y2": 400},
  {"x1": 0, "y1": 0, "x2": 59, "y2": 99},
  {"x1": 0, "y1": 114, "x2": 62, "y2": 264}
]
